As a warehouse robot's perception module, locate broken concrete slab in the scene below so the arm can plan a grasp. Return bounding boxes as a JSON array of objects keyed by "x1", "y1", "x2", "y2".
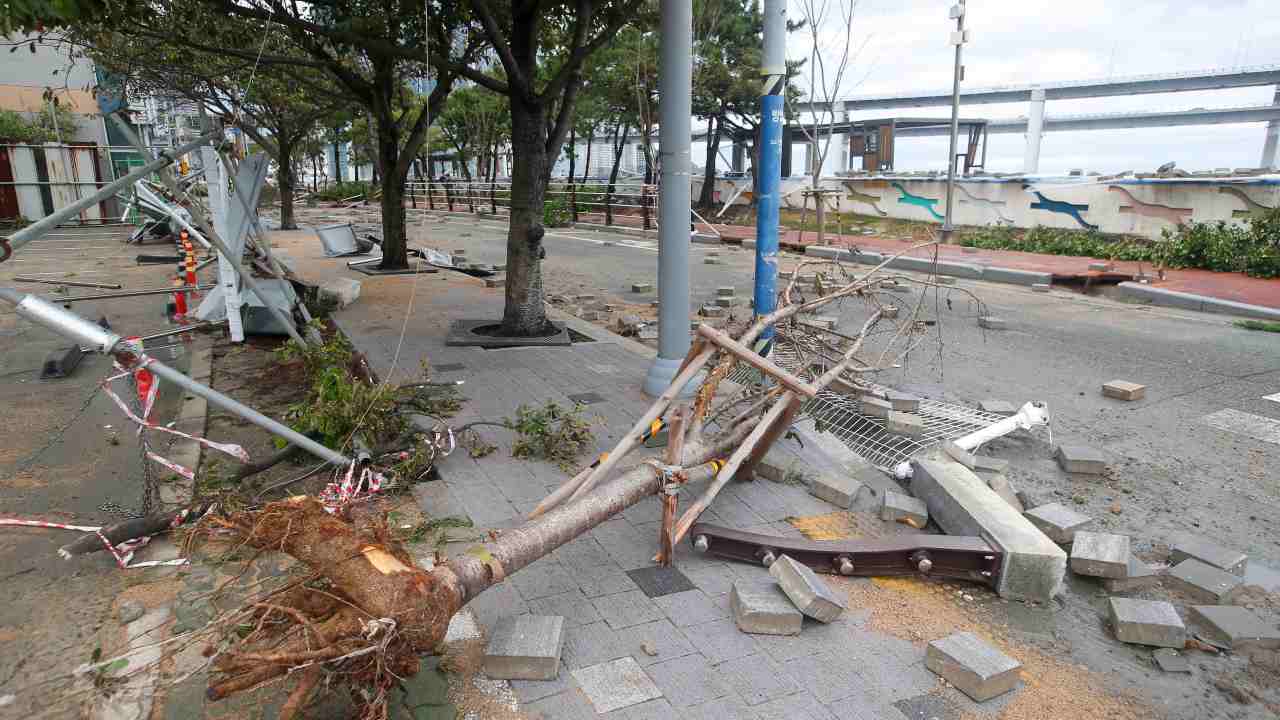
[
  {"x1": 809, "y1": 473, "x2": 862, "y2": 510},
  {"x1": 925, "y1": 631, "x2": 1022, "y2": 702},
  {"x1": 1188, "y1": 605, "x2": 1280, "y2": 651},
  {"x1": 977, "y1": 316, "x2": 1008, "y2": 330},
  {"x1": 483, "y1": 615, "x2": 565, "y2": 680},
  {"x1": 1109, "y1": 598, "x2": 1186, "y2": 648},
  {"x1": 768, "y1": 554, "x2": 846, "y2": 623},
  {"x1": 704, "y1": 257, "x2": 721, "y2": 265},
  {"x1": 881, "y1": 305, "x2": 900, "y2": 318},
  {"x1": 880, "y1": 491, "x2": 928, "y2": 526},
  {"x1": 972, "y1": 455, "x2": 1010, "y2": 475},
  {"x1": 911, "y1": 456, "x2": 1067, "y2": 602},
  {"x1": 1167, "y1": 559, "x2": 1244, "y2": 604},
  {"x1": 700, "y1": 305, "x2": 728, "y2": 318},
  {"x1": 1104, "y1": 556, "x2": 1162, "y2": 593},
  {"x1": 1170, "y1": 536, "x2": 1248, "y2": 576},
  {"x1": 886, "y1": 390, "x2": 921, "y2": 412},
  {"x1": 978, "y1": 400, "x2": 1017, "y2": 416},
  {"x1": 861, "y1": 396, "x2": 892, "y2": 419},
  {"x1": 716, "y1": 286, "x2": 735, "y2": 297},
  {"x1": 1055, "y1": 445, "x2": 1107, "y2": 475},
  {"x1": 1152, "y1": 648, "x2": 1192, "y2": 673},
  {"x1": 631, "y1": 282, "x2": 654, "y2": 293},
  {"x1": 1070, "y1": 532, "x2": 1130, "y2": 578},
  {"x1": 1102, "y1": 380, "x2": 1146, "y2": 401},
  {"x1": 1023, "y1": 503, "x2": 1093, "y2": 544},
  {"x1": 886, "y1": 411, "x2": 925, "y2": 439},
  {"x1": 987, "y1": 474, "x2": 1024, "y2": 513},
  {"x1": 730, "y1": 581, "x2": 803, "y2": 636}
]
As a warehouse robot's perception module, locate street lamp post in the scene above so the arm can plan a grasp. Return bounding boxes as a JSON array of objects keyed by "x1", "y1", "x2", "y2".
[{"x1": 940, "y1": 1, "x2": 968, "y2": 244}]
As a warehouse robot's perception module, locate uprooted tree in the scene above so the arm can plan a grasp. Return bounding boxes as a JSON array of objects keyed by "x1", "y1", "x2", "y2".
[{"x1": 188, "y1": 247, "x2": 949, "y2": 718}]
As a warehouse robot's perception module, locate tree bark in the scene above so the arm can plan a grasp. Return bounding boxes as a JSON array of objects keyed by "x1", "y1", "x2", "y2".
[
  {"x1": 605, "y1": 122, "x2": 630, "y2": 226},
  {"x1": 698, "y1": 115, "x2": 721, "y2": 209},
  {"x1": 581, "y1": 127, "x2": 593, "y2": 183},
  {"x1": 277, "y1": 138, "x2": 297, "y2": 230},
  {"x1": 500, "y1": 97, "x2": 553, "y2": 336},
  {"x1": 375, "y1": 116, "x2": 409, "y2": 269}
]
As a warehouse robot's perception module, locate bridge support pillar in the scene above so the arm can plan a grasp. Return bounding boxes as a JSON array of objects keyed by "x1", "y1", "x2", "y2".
[
  {"x1": 1023, "y1": 87, "x2": 1045, "y2": 175},
  {"x1": 1262, "y1": 86, "x2": 1280, "y2": 170}
]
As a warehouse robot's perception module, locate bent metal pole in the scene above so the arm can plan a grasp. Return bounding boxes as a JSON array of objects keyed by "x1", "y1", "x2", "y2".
[
  {"x1": 0, "y1": 288, "x2": 350, "y2": 467},
  {"x1": 0, "y1": 129, "x2": 221, "y2": 261}
]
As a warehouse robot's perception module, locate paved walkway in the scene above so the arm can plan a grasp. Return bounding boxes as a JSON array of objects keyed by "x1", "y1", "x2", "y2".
[{"x1": 268, "y1": 228, "x2": 1027, "y2": 720}]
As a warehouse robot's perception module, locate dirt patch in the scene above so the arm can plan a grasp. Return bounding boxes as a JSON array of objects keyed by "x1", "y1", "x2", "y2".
[{"x1": 835, "y1": 575, "x2": 1155, "y2": 720}]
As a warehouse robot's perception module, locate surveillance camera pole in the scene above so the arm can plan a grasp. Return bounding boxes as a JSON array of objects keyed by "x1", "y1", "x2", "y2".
[{"x1": 941, "y1": 1, "x2": 968, "y2": 244}]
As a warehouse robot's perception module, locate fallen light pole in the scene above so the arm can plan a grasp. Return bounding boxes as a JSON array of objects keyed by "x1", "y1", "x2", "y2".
[
  {"x1": 46, "y1": 284, "x2": 216, "y2": 304},
  {"x1": 0, "y1": 288, "x2": 349, "y2": 467}
]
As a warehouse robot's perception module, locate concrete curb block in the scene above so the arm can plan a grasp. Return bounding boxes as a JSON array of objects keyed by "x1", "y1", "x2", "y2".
[
  {"x1": 1116, "y1": 282, "x2": 1280, "y2": 320},
  {"x1": 802, "y1": 245, "x2": 1065, "y2": 290},
  {"x1": 982, "y1": 267, "x2": 1053, "y2": 286}
]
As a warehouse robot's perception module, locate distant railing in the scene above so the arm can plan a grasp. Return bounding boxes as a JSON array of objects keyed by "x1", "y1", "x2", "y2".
[{"x1": 404, "y1": 179, "x2": 661, "y2": 231}]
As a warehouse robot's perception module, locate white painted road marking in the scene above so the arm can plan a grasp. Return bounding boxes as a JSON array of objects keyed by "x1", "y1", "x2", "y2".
[
  {"x1": 1203, "y1": 408, "x2": 1280, "y2": 446},
  {"x1": 1263, "y1": 392, "x2": 1280, "y2": 405}
]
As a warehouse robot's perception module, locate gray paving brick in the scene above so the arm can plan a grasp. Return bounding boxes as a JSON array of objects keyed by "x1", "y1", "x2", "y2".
[
  {"x1": 614, "y1": 619, "x2": 697, "y2": 667},
  {"x1": 680, "y1": 618, "x2": 763, "y2": 663},
  {"x1": 595, "y1": 518, "x2": 663, "y2": 569},
  {"x1": 1069, "y1": 532, "x2": 1129, "y2": 578},
  {"x1": 606, "y1": 698, "x2": 680, "y2": 720},
  {"x1": 526, "y1": 590, "x2": 602, "y2": 627},
  {"x1": 783, "y1": 650, "x2": 871, "y2": 704},
  {"x1": 707, "y1": 492, "x2": 770, "y2": 527},
  {"x1": 716, "y1": 654, "x2": 799, "y2": 706},
  {"x1": 450, "y1": 481, "x2": 519, "y2": 525},
  {"x1": 561, "y1": 621, "x2": 625, "y2": 669},
  {"x1": 1171, "y1": 535, "x2": 1248, "y2": 576},
  {"x1": 466, "y1": 581, "x2": 528, "y2": 630},
  {"x1": 1188, "y1": 605, "x2": 1280, "y2": 650},
  {"x1": 1167, "y1": 558, "x2": 1243, "y2": 603},
  {"x1": 511, "y1": 557, "x2": 581, "y2": 601},
  {"x1": 682, "y1": 563, "x2": 739, "y2": 596},
  {"x1": 1055, "y1": 445, "x2": 1107, "y2": 475},
  {"x1": 726, "y1": 481, "x2": 796, "y2": 522},
  {"x1": 925, "y1": 631, "x2": 1020, "y2": 701},
  {"x1": 573, "y1": 656, "x2": 663, "y2": 714},
  {"x1": 684, "y1": 695, "x2": 759, "y2": 720},
  {"x1": 509, "y1": 671, "x2": 576, "y2": 704},
  {"x1": 484, "y1": 614, "x2": 565, "y2": 680},
  {"x1": 581, "y1": 565, "x2": 644, "y2": 598},
  {"x1": 1108, "y1": 598, "x2": 1186, "y2": 648},
  {"x1": 522, "y1": 689, "x2": 598, "y2": 720},
  {"x1": 1023, "y1": 503, "x2": 1093, "y2": 544},
  {"x1": 731, "y1": 581, "x2": 803, "y2": 636},
  {"x1": 653, "y1": 589, "x2": 729, "y2": 627},
  {"x1": 756, "y1": 693, "x2": 841, "y2": 720},
  {"x1": 594, "y1": 589, "x2": 666, "y2": 630},
  {"x1": 769, "y1": 555, "x2": 847, "y2": 623},
  {"x1": 645, "y1": 653, "x2": 731, "y2": 708}
]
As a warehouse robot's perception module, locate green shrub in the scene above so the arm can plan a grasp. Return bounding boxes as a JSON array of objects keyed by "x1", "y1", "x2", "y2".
[
  {"x1": 960, "y1": 225, "x2": 1154, "y2": 261},
  {"x1": 1157, "y1": 206, "x2": 1280, "y2": 279},
  {"x1": 508, "y1": 402, "x2": 594, "y2": 471},
  {"x1": 314, "y1": 181, "x2": 371, "y2": 202},
  {"x1": 543, "y1": 197, "x2": 572, "y2": 227}
]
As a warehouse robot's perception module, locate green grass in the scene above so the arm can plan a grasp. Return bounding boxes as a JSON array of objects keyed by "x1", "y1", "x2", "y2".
[{"x1": 1233, "y1": 319, "x2": 1280, "y2": 333}]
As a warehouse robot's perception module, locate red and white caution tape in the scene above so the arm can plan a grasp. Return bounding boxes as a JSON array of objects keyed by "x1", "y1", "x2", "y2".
[{"x1": 319, "y1": 461, "x2": 387, "y2": 513}]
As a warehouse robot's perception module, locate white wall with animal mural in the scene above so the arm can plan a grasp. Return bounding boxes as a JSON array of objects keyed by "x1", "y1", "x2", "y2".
[{"x1": 693, "y1": 175, "x2": 1280, "y2": 239}]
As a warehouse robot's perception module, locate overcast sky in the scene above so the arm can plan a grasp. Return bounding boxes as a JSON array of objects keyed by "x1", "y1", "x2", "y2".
[{"x1": 750, "y1": 0, "x2": 1280, "y2": 175}]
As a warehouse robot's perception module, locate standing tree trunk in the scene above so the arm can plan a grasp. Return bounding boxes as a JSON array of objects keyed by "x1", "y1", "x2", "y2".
[
  {"x1": 500, "y1": 97, "x2": 553, "y2": 336},
  {"x1": 568, "y1": 126, "x2": 578, "y2": 222},
  {"x1": 605, "y1": 122, "x2": 630, "y2": 226},
  {"x1": 374, "y1": 115, "x2": 408, "y2": 269},
  {"x1": 276, "y1": 138, "x2": 297, "y2": 230},
  {"x1": 581, "y1": 127, "x2": 593, "y2": 183},
  {"x1": 699, "y1": 115, "x2": 721, "y2": 209}
]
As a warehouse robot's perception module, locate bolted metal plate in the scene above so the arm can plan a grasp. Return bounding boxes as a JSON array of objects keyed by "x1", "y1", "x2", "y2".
[
  {"x1": 567, "y1": 392, "x2": 606, "y2": 406},
  {"x1": 625, "y1": 565, "x2": 696, "y2": 598}
]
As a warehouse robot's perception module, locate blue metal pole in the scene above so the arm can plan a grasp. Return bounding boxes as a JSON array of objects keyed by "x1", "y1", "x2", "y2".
[{"x1": 754, "y1": 0, "x2": 786, "y2": 350}]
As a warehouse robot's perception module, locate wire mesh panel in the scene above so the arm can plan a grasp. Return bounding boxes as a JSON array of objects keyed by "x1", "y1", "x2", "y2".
[{"x1": 728, "y1": 333, "x2": 1004, "y2": 470}]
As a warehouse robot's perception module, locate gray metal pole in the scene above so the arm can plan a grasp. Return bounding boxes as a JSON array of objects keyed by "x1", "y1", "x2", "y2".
[
  {"x1": 643, "y1": 0, "x2": 695, "y2": 397},
  {"x1": 0, "y1": 130, "x2": 220, "y2": 260},
  {"x1": 0, "y1": 288, "x2": 349, "y2": 467},
  {"x1": 940, "y1": 1, "x2": 967, "y2": 244},
  {"x1": 1261, "y1": 86, "x2": 1280, "y2": 169},
  {"x1": 1023, "y1": 87, "x2": 1046, "y2": 174}
]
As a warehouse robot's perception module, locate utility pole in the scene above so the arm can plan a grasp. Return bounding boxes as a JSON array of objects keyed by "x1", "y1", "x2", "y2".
[
  {"x1": 754, "y1": 0, "x2": 786, "y2": 348},
  {"x1": 643, "y1": 0, "x2": 694, "y2": 397},
  {"x1": 940, "y1": 0, "x2": 968, "y2": 244}
]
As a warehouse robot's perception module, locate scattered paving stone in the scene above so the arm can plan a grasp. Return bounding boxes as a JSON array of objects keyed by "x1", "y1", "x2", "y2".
[
  {"x1": 716, "y1": 286, "x2": 735, "y2": 297},
  {"x1": 886, "y1": 390, "x2": 921, "y2": 412},
  {"x1": 1070, "y1": 532, "x2": 1130, "y2": 578},
  {"x1": 1102, "y1": 380, "x2": 1146, "y2": 401},
  {"x1": 1152, "y1": 648, "x2": 1192, "y2": 673},
  {"x1": 715, "y1": 297, "x2": 733, "y2": 307},
  {"x1": 1171, "y1": 536, "x2": 1248, "y2": 576},
  {"x1": 484, "y1": 276, "x2": 505, "y2": 288},
  {"x1": 925, "y1": 631, "x2": 1022, "y2": 701},
  {"x1": 579, "y1": 310, "x2": 601, "y2": 321},
  {"x1": 977, "y1": 316, "x2": 1007, "y2": 330},
  {"x1": 631, "y1": 282, "x2": 654, "y2": 293},
  {"x1": 1108, "y1": 598, "x2": 1186, "y2": 648},
  {"x1": 972, "y1": 455, "x2": 1009, "y2": 475},
  {"x1": 1055, "y1": 444, "x2": 1107, "y2": 475},
  {"x1": 886, "y1": 411, "x2": 925, "y2": 438},
  {"x1": 483, "y1": 615, "x2": 565, "y2": 680},
  {"x1": 638, "y1": 328, "x2": 659, "y2": 341},
  {"x1": 768, "y1": 554, "x2": 846, "y2": 623},
  {"x1": 575, "y1": 294, "x2": 597, "y2": 302},
  {"x1": 1188, "y1": 605, "x2": 1280, "y2": 651},
  {"x1": 881, "y1": 305, "x2": 900, "y2": 318},
  {"x1": 1167, "y1": 559, "x2": 1244, "y2": 604},
  {"x1": 936, "y1": 276, "x2": 957, "y2": 285},
  {"x1": 1023, "y1": 503, "x2": 1093, "y2": 544},
  {"x1": 649, "y1": 300, "x2": 660, "y2": 308},
  {"x1": 860, "y1": 396, "x2": 892, "y2": 419},
  {"x1": 730, "y1": 581, "x2": 803, "y2": 636},
  {"x1": 809, "y1": 473, "x2": 862, "y2": 509},
  {"x1": 1104, "y1": 556, "x2": 1162, "y2": 593},
  {"x1": 1031, "y1": 283, "x2": 1051, "y2": 293},
  {"x1": 799, "y1": 315, "x2": 837, "y2": 330},
  {"x1": 880, "y1": 491, "x2": 928, "y2": 527},
  {"x1": 700, "y1": 305, "x2": 728, "y2": 318},
  {"x1": 979, "y1": 399, "x2": 1017, "y2": 416},
  {"x1": 118, "y1": 599, "x2": 145, "y2": 625},
  {"x1": 573, "y1": 656, "x2": 663, "y2": 714},
  {"x1": 894, "y1": 693, "x2": 963, "y2": 720},
  {"x1": 704, "y1": 257, "x2": 721, "y2": 265}
]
